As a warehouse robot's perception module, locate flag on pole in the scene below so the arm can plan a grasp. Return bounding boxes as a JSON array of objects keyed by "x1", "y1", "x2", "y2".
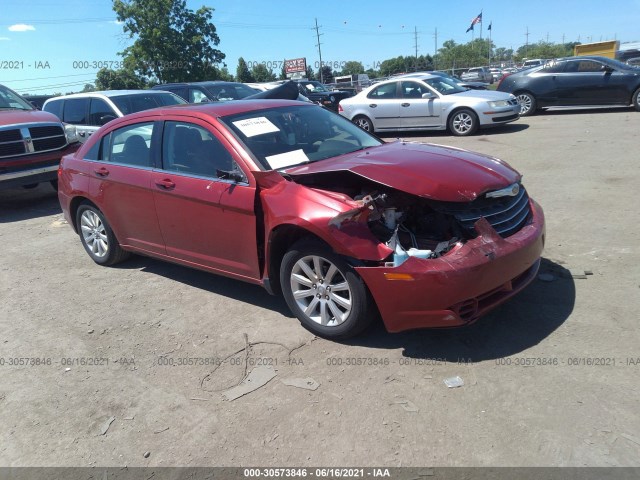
[
  {"x1": 488, "y1": 22, "x2": 492, "y2": 31},
  {"x1": 466, "y1": 12, "x2": 482, "y2": 32}
]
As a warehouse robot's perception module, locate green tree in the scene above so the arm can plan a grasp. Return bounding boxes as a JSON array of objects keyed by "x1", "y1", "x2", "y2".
[
  {"x1": 515, "y1": 41, "x2": 573, "y2": 61},
  {"x1": 317, "y1": 65, "x2": 334, "y2": 83},
  {"x1": 95, "y1": 68, "x2": 147, "y2": 90},
  {"x1": 251, "y1": 63, "x2": 276, "y2": 82},
  {"x1": 113, "y1": 0, "x2": 225, "y2": 83},
  {"x1": 81, "y1": 83, "x2": 96, "y2": 92},
  {"x1": 340, "y1": 61, "x2": 364, "y2": 76},
  {"x1": 217, "y1": 67, "x2": 235, "y2": 82},
  {"x1": 236, "y1": 57, "x2": 254, "y2": 83},
  {"x1": 305, "y1": 65, "x2": 315, "y2": 80}
]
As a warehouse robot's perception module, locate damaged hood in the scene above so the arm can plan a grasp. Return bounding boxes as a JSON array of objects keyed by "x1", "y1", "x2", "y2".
[{"x1": 285, "y1": 141, "x2": 521, "y2": 202}]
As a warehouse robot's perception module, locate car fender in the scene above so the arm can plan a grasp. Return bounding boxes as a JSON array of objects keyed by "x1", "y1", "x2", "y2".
[{"x1": 255, "y1": 171, "x2": 392, "y2": 264}]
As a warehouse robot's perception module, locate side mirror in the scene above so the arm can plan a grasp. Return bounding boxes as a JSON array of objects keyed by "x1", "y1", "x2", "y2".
[
  {"x1": 99, "y1": 115, "x2": 117, "y2": 125},
  {"x1": 217, "y1": 169, "x2": 246, "y2": 183},
  {"x1": 422, "y1": 92, "x2": 437, "y2": 100},
  {"x1": 601, "y1": 65, "x2": 614, "y2": 73}
]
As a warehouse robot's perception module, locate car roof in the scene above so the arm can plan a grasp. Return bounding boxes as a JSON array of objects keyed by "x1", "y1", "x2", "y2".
[
  {"x1": 46, "y1": 90, "x2": 176, "y2": 101},
  {"x1": 151, "y1": 81, "x2": 242, "y2": 88}
]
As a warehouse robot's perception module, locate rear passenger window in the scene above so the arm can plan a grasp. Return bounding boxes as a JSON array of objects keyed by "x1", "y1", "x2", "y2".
[
  {"x1": 108, "y1": 123, "x2": 154, "y2": 167},
  {"x1": 367, "y1": 83, "x2": 398, "y2": 99},
  {"x1": 62, "y1": 98, "x2": 89, "y2": 124}
]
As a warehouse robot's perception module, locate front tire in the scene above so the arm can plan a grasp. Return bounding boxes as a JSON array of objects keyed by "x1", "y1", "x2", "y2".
[
  {"x1": 632, "y1": 88, "x2": 640, "y2": 112},
  {"x1": 516, "y1": 92, "x2": 537, "y2": 116},
  {"x1": 353, "y1": 115, "x2": 374, "y2": 133},
  {"x1": 76, "y1": 204, "x2": 130, "y2": 266},
  {"x1": 448, "y1": 109, "x2": 478, "y2": 136},
  {"x1": 280, "y1": 240, "x2": 373, "y2": 339}
]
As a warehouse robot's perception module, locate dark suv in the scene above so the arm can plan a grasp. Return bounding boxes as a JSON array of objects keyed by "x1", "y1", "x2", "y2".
[
  {"x1": 151, "y1": 81, "x2": 258, "y2": 103},
  {"x1": 0, "y1": 83, "x2": 80, "y2": 190}
]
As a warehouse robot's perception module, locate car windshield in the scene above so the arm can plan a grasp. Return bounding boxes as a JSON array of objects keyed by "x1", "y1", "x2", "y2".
[
  {"x1": 602, "y1": 57, "x2": 640, "y2": 70},
  {"x1": 423, "y1": 77, "x2": 468, "y2": 95},
  {"x1": 0, "y1": 84, "x2": 35, "y2": 110},
  {"x1": 111, "y1": 92, "x2": 185, "y2": 115},
  {"x1": 301, "y1": 82, "x2": 330, "y2": 93},
  {"x1": 222, "y1": 104, "x2": 382, "y2": 170},
  {"x1": 205, "y1": 83, "x2": 258, "y2": 101}
]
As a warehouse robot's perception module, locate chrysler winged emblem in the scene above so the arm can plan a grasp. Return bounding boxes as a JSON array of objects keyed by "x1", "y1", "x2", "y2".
[{"x1": 486, "y1": 183, "x2": 520, "y2": 199}]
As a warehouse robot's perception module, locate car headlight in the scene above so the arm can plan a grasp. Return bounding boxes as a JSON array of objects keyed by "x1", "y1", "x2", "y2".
[
  {"x1": 64, "y1": 123, "x2": 78, "y2": 144},
  {"x1": 488, "y1": 100, "x2": 510, "y2": 108}
]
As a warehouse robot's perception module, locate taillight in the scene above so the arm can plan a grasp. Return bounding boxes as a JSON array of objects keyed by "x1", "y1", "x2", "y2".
[
  {"x1": 338, "y1": 104, "x2": 343, "y2": 112},
  {"x1": 496, "y1": 73, "x2": 511, "y2": 89}
]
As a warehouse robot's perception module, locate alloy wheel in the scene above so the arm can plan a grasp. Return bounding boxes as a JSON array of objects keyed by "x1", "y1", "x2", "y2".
[
  {"x1": 290, "y1": 255, "x2": 352, "y2": 327},
  {"x1": 80, "y1": 210, "x2": 109, "y2": 258}
]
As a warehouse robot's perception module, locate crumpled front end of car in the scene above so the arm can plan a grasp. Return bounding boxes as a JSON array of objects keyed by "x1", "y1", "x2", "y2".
[
  {"x1": 355, "y1": 200, "x2": 544, "y2": 332},
  {"x1": 280, "y1": 171, "x2": 545, "y2": 333}
]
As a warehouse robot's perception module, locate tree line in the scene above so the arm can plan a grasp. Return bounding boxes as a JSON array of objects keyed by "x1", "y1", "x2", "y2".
[{"x1": 85, "y1": 0, "x2": 579, "y2": 92}]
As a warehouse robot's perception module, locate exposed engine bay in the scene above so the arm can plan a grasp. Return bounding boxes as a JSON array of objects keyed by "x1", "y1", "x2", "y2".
[{"x1": 288, "y1": 171, "x2": 470, "y2": 262}]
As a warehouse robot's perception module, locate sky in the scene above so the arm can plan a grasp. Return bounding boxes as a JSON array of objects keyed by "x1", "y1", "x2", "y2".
[{"x1": 1, "y1": 0, "x2": 639, "y2": 95}]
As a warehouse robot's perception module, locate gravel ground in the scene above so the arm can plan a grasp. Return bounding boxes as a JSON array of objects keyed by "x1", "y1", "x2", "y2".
[{"x1": 0, "y1": 107, "x2": 639, "y2": 468}]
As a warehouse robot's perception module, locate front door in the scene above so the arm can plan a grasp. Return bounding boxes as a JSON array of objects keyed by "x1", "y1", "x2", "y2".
[{"x1": 151, "y1": 119, "x2": 260, "y2": 280}]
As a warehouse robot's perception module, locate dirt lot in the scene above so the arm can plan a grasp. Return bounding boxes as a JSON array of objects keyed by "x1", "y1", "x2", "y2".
[{"x1": 1, "y1": 107, "x2": 639, "y2": 468}]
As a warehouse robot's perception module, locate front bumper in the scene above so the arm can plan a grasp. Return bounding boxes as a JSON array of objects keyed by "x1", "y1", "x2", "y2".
[
  {"x1": 356, "y1": 199, "x2": 545, "y2": 332},
  {"x1": 478, "y1": 105, "x2": 521, "y2": 126},
  {"x1": 0, "y1": 142, "x2": 81, "y2": 190}
]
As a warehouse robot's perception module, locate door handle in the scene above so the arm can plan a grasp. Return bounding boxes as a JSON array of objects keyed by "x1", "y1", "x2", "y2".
[
  {"x1": 155, "y1": 178, "x2": 176, "y2": 189},
  {"x1": 93, "y1": 167, "x2": 109, "y2": 177},
  {"x1": 369, "y1": 104, "x2": 377, "y2": 108},
  {"x1": 401, "y1": 103, "x2": 410, "y2": 107}
]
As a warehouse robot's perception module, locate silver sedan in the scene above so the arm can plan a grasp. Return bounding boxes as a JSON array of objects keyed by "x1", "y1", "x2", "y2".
[{"x1": 338, "y1": 74, "x2": 520, "y2": 136}]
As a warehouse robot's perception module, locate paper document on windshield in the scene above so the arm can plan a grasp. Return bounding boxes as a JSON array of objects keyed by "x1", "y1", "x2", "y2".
[
  {"x1": 266, "y1": 149, "x2": 309, "y2": 169},
  {"x1": 232, "y1": 117, "x2": 280, "y2": 137}
]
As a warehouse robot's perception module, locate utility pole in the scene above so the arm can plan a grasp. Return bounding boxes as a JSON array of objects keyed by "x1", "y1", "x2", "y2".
[
  {"x1": 414, "y1": 26, "x2": 419, "y2": 71},
  {"x1": 434, "y1": 27, "x2": 438, "y2": 70},
  {"x1": 562, "y1": 33, "x2": 565, "y2": 45},
  {"x1": 314, "y1": 18, "x2": 324, "y2": 83},
  {"x1": 525, "y1": 26, "x2": 530, "y2": 58}
]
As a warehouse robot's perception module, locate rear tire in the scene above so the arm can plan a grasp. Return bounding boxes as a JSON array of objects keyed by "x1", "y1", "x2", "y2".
[
  {"x1": 280, "y1": 239, "x2": 373, "y2": 339},
  {"x1": 76, "y1": 204, "x2": 130, "y2": 266},
  {"x1": 632, "y1": 88, "x2": 640, "y2": 112},
  {"x1": 353, "y1": 115, "x2": 374, "y2": 133}
]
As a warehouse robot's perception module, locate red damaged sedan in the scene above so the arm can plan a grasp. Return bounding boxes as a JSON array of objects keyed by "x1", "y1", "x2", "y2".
[{"x1": 58, "y1": 100, "x2": 545, "y2": 339}]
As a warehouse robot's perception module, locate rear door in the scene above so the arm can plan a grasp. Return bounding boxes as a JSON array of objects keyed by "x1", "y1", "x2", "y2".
[
  {"x1": 88, "y1": 120, "x2": 165, "y2": 254},
  {"x1": 364, "y1": 82, "x2": 401, "y2": 129},
  {"x1": 151, "y1": 118, "x2": 260, "y2": 280}
]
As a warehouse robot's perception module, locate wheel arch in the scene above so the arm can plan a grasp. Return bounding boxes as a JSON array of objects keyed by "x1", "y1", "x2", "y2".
[
  {"x1": 69, "y1": 197, "x2": 99, "y2": 234},
  {"x1": 265, "y1": 224, "x2": 331, "y2": 295}
]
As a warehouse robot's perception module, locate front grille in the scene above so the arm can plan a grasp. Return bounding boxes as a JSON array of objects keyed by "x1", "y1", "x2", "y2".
[
  {"x1": 0, "y1": 123, "x2": 67, "y2": 159},
  {"x1": 434, "y1": 185, "x2": 531, "y2": 238},
  {"x1": 29, "y1": 125, "x2": 64, "y2": 138},
  {"x1": 0, "y1": 141, "x2": 27, "y2": 157},
  {"x1": 32, "y1": 136, "x2": 67, "y2": 151}
]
